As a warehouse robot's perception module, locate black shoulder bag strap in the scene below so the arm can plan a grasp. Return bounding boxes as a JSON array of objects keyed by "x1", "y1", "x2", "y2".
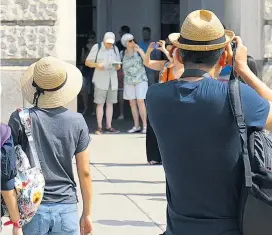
[
  {"x1": 228, "y1": 46, "x2": 252, "y2": 188},
  {"x1": 95, "y1": 42, "x2": 102, "y2": 63}
]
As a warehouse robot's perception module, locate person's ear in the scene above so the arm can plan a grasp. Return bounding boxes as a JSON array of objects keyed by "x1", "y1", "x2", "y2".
[{"x1": 219, "y1": 50, "x2": 227, "y2": 67}]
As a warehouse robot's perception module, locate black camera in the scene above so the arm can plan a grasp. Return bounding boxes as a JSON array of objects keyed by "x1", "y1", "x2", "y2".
[{"x1": 230, "y1": 41, "x2": 236, "y2": 51}]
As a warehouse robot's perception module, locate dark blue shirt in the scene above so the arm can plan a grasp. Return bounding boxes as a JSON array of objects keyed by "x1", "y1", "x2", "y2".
[
  {"x1": 1, "y1": 135, "x2": 16, "y2": 191},
  {"x1": 146, "y1": 77, "x2": 270, "y2": 235}
]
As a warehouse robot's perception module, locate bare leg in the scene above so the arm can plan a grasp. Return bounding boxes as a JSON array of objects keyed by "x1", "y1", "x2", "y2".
[
  {"x1": 137, "y1": 99, "x2": 147, "y2": 127},
  {"x1": 129, "y1": 99, "x2": 140, "y2": 127},
  {"x1": 106, "y1": 102, "x2": 114, "y2": 129},
  {"x1": 96, "y1": 103, "x2": 104, "y2": 129}
]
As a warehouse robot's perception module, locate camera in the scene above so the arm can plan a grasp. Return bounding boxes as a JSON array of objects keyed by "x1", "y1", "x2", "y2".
[{"x1": 230, "y1": 41, "x2": 236, "y2": 51}]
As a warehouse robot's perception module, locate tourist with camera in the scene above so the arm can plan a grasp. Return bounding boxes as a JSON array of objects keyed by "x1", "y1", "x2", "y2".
[{"x1": 147, "y1": 9, "x2": 272, "y2": 235}]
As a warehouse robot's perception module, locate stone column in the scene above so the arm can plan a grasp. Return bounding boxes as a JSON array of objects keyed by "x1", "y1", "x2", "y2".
[{"x1": 263, "y1": 0, "x2": 272, "y2": 87}]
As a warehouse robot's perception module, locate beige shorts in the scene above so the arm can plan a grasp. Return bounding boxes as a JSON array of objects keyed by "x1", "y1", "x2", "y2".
[{"x1": 94, "y1": 87, "x2": 118, "y2": 104}]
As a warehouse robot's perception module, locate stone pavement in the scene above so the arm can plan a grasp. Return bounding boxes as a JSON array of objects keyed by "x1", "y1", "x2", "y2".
[{"x1": 1, "y1": 131, "x2": 167, "y2": 234}]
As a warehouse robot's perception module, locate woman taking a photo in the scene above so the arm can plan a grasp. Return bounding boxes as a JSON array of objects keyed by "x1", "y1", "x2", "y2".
[
  {"x1": 121, "y1": 33, "x2": 148, "y2": 134},
  {"x1": 144, "y1": 39, "x2": 184, "y2": 165}
]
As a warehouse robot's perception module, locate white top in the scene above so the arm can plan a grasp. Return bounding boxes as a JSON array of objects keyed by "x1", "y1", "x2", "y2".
[{"x1": 86, "y1": 42, "x2": 121, "y2": 90}]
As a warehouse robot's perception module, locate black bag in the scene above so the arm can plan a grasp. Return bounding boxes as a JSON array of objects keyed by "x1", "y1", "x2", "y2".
[
  {"x1": 82, "y1": 42, "x2": 102, "y2": 79},
  {"x1": 228, "y1": 67, "x2": 272, "y2": 235}
]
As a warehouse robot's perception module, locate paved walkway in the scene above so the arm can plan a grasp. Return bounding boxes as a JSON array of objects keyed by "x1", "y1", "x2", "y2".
[{"x1": 1, "y1": 131, "x2": 167, "y2": 234}]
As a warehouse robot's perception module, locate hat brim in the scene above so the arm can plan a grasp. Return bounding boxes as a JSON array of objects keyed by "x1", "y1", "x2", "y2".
[
  {"x1": 21, "y1": 60, "x2": 83, "y2": 109},
  {"x1": 105, "y1": 39, "x2": 115, "y2": 44},
  {"x1": 168, "y1": 30, "x2": 235, "y2": 51}
]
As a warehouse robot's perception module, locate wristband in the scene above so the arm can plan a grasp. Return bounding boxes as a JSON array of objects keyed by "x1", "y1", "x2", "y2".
[{"x1": 4, "y1": 219, "x2": 24, "y2": 228}]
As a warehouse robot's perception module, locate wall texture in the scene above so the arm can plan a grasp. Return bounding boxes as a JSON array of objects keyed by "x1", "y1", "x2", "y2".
[
  {"x1": 0, "y1": 0, "x2": 76, "y2": 123},
  {"x1": 263, "y1": 0, "x2": 272, "y2": 87},
  {"x1": 1, "y1": 0, "x2": 58, "y2": 62}
]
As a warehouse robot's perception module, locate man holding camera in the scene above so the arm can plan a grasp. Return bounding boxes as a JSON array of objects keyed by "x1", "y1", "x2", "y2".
[{"x1": 147, "y1": 10, "x2": 272, "y2": 235}]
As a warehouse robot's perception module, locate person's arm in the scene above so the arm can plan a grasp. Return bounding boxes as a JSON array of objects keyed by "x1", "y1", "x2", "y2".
[
  {"x1": 75, "y1": 116, "x2": 92, "y2": 234},
  {"x1": 76, "y1": 147, "x2": 92, "y2": 216},
  {"x1": 143, "y1": 42, "x2": 166, "y2": 71},
  {"x1": 114, "y1": 46, "x2": 121, "y2": 71},
  {"x1": 134, "y1": 44, "x2": 146, "y2": 60},
  {"x1": 234, "y1": 36, "x2": 272, "y2": 131},
  {"x1": 1, "y1": 190, "x2": 20, "y2": 221},
  {"x1": 157, "y1": 40, "x2": 173, "y2": 63},
  {"x1": 1, "y1": 124, "x2": 23, "y2": 234},
  {"x1": 85, "y1": 44, "x2": 103, "y2": 70}
]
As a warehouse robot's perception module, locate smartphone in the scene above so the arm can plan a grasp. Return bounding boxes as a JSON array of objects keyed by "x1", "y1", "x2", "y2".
[{"x1": 152, "y1": 43, "x2": 159, "y2": 49}]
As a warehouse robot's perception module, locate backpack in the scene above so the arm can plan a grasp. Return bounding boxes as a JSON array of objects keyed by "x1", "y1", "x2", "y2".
[
  {"x1": 228, "y1": 67, "x2": 272, "y2": 235},
  {"x1": 2, "y1": 108, "x2": 45, "y2": 225},
  {"x1": 1, "y1": 124, "x2": 17, "y2": 217},
  {"x1": 83, "y1": 42, "x2": 118, "y2": 79}
]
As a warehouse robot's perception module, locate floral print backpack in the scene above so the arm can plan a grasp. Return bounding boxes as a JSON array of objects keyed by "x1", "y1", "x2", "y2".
[{"x1": 2, "y1": 108, "x2": 45, "y2": 225}]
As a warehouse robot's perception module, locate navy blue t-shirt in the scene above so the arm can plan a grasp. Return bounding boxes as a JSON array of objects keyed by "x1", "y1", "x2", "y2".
[{"x1": 146, "y1": 76, "x2": 270, "y2": 235}]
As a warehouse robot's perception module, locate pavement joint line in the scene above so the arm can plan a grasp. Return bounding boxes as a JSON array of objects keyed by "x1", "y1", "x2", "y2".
[{"x1": 91, "y1": 163, "x2": 164, "y2": 232}]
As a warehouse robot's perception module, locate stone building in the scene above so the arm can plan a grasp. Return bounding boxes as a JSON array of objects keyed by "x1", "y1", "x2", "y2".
[{"x1": 1, "y1": 0, "x2": 271, "y2": 123}]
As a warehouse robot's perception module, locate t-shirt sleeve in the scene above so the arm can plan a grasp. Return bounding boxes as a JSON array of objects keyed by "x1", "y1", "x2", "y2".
[
  {"x1": 240, "y1": 82, "x2": 270, "y2": 129},
  {"x1": 8, "y1": 111, "x2": 23, "y2": 146},
  {"x1": 86, "y1": 43, "x2": 99, "y2": 62},
  {"x1": 75, "y1": 115, "x2": 91, "y2": 154}
]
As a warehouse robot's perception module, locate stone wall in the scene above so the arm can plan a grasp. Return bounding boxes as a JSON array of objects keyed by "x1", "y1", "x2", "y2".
[
  {"x1": 263, "y1": 0, "x2": 272, "y2": 87},
  {"x1": 0, "y1": 0, "x2": 77, "y2": 123},
  {"x1": 1, "y1": 0, "x2": 58, "y2": 62}
]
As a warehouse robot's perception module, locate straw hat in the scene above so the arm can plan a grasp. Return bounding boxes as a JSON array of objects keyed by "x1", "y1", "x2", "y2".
[
  {"x1": 169, "y1": 10, "x2": 235, "y2": 51},
  {"x1": 22, "y1": 56, "x2": 82, "y2": 108}
]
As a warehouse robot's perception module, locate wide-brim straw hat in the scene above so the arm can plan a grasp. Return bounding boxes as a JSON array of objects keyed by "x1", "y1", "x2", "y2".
[
  {"x1": 169, "y1": 10, "x2": 235, "y2": 51},
  {"x1": 22, "y1": 56, "x2": 82, "y2": 108}
]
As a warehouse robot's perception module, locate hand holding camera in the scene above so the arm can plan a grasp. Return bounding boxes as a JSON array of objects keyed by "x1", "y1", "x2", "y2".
[{"x1": 232, "y1": 36, "x2": 248, "y2": 75}]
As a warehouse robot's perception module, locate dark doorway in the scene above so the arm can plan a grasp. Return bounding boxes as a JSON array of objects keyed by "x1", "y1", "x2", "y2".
[
  {"x1": 161, "y1": 0, "x2": 180, "y2": 41},
  {"x1": 76, "y1": 0, "x2": 97, "y2": 114}
]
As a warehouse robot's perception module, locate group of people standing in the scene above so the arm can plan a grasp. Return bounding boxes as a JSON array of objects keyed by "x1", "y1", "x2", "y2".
[
  {"x1": 80, "y1": 26, "x2": 184, "y2": 136},
  {"x1": 81, "y1": 26, "x2": 185, "y2": 165}
]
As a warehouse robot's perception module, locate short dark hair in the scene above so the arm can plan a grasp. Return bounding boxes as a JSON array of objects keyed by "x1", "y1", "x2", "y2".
[
  {"x1": 121, "y1": 25, "x2": 130, "y2": 34},
  {"x1": 180, "y1": 48, "x2": 225, "y2": 67},
  {"x1": 142, "y1": 27, "x2": 151, "y2": 32}
]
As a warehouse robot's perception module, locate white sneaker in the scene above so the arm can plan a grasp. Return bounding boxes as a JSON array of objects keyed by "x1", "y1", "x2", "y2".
[
  {"x1": 141, "y1": 127, "x2": 147, "y2": 134},
  {"x1": 127, "y1": 126, "x2": 141, "y2": 133}
]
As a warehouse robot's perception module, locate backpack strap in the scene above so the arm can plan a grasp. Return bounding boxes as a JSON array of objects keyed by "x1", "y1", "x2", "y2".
[
  {"x1": 18, "y1": 108, "x2": 41, "y2": 170},
  {"x1": 228, "y1": 46, "x2": 252, "y2": 188},
  {"x1": 113, "y1": 45, "x2": 117, "y2": 55},
  {"x1": 95, "y1": 42, "x2": 102, "y2": 63}
]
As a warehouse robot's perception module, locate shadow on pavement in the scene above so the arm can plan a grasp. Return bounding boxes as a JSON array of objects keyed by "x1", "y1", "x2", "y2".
[
  {"x1": 93, "y1": 179, "x2": 165, "y2": 184},
  {"x1": 95, "y1": 219, "x2": 158, "y2": 227},
  {"x1": 100, "y1": 193, "x2": 166, "y2": 197},
  {"x1": 92, "y1": 162, "x2": 150, "y2": 167}
]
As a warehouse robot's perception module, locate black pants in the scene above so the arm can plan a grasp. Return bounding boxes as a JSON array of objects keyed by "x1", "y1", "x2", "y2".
[{"x1": 146, "y1": 116, "x2": 162, "y2": 162}]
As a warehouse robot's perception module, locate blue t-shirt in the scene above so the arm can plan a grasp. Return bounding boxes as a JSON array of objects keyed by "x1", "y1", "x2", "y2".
[
  {"x1": 219, "y1": 65, "x2": 232, "y2": 76},
  {"x1": 146, "y1": 77, "x2": 270, "y2": 235}
]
